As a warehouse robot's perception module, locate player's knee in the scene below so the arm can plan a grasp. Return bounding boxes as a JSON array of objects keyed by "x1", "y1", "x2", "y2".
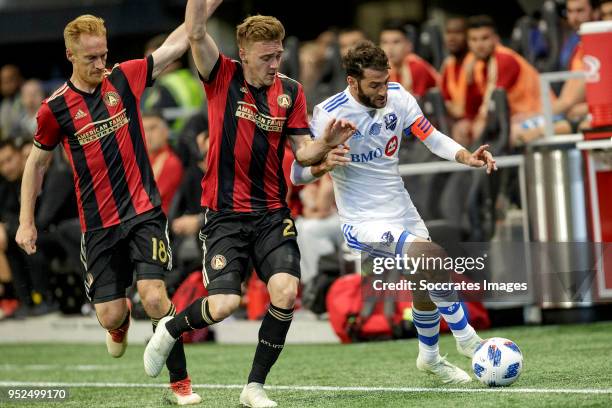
[
  {"x1": 137, "y1": 280, "x2": 169, "y2": 315},
  {"x1": 97, "y1": 308, "x2": 127, "y2": 330},
  {"x1": 275, "y1": 287, "x2": 297, "y2": 309},
  {"x1": 268, "y1": 275, "x2": 299, "y2": 309},
  {"x1": 141, "y1": 292, "x2": 165, "y2": 315},
  {"x1": 207, "y1": 294, "x2": 240, "y2": 321}
]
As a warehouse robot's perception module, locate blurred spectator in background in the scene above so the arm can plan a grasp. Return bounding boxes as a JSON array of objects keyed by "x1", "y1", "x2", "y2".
[
  {"x1": 295, "y1": 174, "x2": 342, "y2": 285},
  {"x1": 0, "y1": 64, "x2": 24, "y2": 140},
  {"x1": 553, "y1": 0, "x2": 597, "y2": 124},
  {"x1": 316, "y1": 30, "x2": 337, "y2": 51},
  {"x1": 167, "y1": 129, "x2": 208, "y2": 293},
  {"x1": 602, "y1": 0, "x2": 612, "y2": 20},
  {"x1": 0, "y1": 238, "x2": 15, "y2": 319},
  {"x1": 560, "y1": 0, "x2": 599, "y2": 71},
  {"x1": 9, "y1": 79, "x2": 45, "y2": 145},
  {"x1": 171, "y1": 130, "x2": 208, "y2": 238},
  {"x1": 0, "y1": 140, "x2": 56, "y2": 317},
  {"x1": 440, "y1": 17, "x2": 479, "y2": 146},
  {"x1": 380, "y1": 20, "x2": 439, "y2": 101},
  {"x1": 466, "y1": 15, "x2": 543, "y2": 146},
  {"x1": 555, "y1": 0, "x2": 596, "y2": 124},
  {"x1": 516, "y1": 0, "x2": 604, "y2": 144},
  {"x1": 299, "y1": 41, "x2": 328, "y2": 111},
  {"x1": 299, "y1": 30, "x2": 348, "y2": 113},
  {"x1": 176, "y1": 110, "x2": 209, "y2": 167},
  {"x1": 141, "y1": 34, "x2": 205, "y2": 132},
  {"x1": 143, "y1": 111, "x2": 184, "y2": 214},
  {"x1": 338, "y1": 27, "x2": 367, "y2": 57}
]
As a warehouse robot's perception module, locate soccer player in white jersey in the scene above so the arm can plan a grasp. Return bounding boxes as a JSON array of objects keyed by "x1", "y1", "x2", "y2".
[{"x1": 292, "y1": 41, "x2": 497, "y2": 384}]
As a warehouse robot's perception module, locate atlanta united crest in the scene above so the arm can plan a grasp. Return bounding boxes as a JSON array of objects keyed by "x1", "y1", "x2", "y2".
[
  {"x1": 277, "y1": 94, "x2": 292, "y2": 109},
  {"x1": 103, "y1": 91, "x2": 120, "y2": 107},
  {"x1": 211, "y1": 254, "x2": 227, "y2": 270}
]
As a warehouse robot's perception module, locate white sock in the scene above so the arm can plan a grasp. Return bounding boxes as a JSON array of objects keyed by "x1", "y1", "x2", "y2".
[
  {"x1": 434, "y1": 301, "x2": 476, "y2": 343},
  {"x1": 412, "y1": 307, "x2": 440, "y2": 363}
]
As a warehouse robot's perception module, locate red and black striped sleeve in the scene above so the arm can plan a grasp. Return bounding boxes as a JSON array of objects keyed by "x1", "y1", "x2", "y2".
[
  {"x1": 33, "y1": 102, "x2": 62, "y2": 151},
  {"x1": 202, "y1": 53, "x2": 236, "y2": 97},
  {"x1": 116, "y1": 55, "x2": 154, "y2": 98},
  {"x1": 286, "y1": 83, "x2": 309, "y2": 135}
]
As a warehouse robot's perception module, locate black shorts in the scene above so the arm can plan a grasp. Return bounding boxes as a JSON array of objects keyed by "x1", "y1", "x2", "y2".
[
  {"x1": 80, "y1": 208, "x2": 171, "y2": 304},
  {"x1": 199, "y1": 207, "x2": 301, "y2": 295}
]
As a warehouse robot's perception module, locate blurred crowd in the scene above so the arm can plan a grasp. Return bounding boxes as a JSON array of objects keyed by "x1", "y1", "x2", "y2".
[{"x1": 1, "y1": 0, "x2": 610, "y2": 320}]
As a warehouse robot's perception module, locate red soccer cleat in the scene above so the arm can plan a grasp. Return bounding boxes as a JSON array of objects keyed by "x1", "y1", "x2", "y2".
[
  {"x1": 170, "y1": 376, "x2": 202, "y2": 405},
  {"x1": 106, "y1": 309, "x2": 131, "y2": 358}
]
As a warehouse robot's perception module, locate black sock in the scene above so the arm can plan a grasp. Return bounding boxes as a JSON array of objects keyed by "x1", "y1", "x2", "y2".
[
  {"x1": 248, "y1": 304, "x2": 294, "y2": 384},
  {"x1": 165, "y1": 296, "x2": 218, "y2": 339},
  {"x1": 152, "y1": 303, "x2": 187, "y2": 383}
]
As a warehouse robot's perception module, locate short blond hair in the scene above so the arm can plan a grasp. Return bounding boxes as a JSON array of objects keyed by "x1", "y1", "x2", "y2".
[
  {"x1": 64, "y1": 14, "x2": 107, "y2": 52},
  {"x1": 236, "y1": 15, "x2": 285, "y2": 49}
]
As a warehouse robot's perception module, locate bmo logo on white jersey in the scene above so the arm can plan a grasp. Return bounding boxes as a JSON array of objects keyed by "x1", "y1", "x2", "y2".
[
  {"x1": 351, "y1": 136, "x2": 398, "y2": 162},
  {"x1": 351, "y1": 148, "x2": 383, "y2": 162}
]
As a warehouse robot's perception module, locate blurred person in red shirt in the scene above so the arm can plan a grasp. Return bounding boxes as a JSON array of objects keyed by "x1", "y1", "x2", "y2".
[
  {"x1": 466, "y1": 15, "x2": 543, "y2": 146},
  {"x1": 143, "y1": 111, "x2": 184, "y2": 214},
  {"x1": 380, "y1": 20, "x2": 440, "y2": 101}
]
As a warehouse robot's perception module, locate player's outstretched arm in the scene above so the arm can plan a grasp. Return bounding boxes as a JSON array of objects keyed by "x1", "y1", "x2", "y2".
[
  {"x1": 151, "y1": 0, "x2": 221, "y2": 79},
  {"x1": 186, "y1": 0, "x2": 222, "y2": 80},
  {"x1": 455, "y1": 144, "x2": 498, "y2": 174},
  {"x1": 411, "y1": 114, "x2": 496, "y2": 174},
  {"x1": 150, "y1": 24, "x2": 189, "y2": 79},
  {"x1": 290, "y1": 146, "x2": 350, "y2": 185},
  {"x1": 15, "y1": 146, "x2": 53, "y2": 255},
  {"x1": 289, "y1": 119, "x2": 355, "y2": 167}
]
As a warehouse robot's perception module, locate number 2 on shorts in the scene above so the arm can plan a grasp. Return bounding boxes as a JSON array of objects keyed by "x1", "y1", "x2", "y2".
[{"x1": 282, "y1": 219, "x2": 296, "y2": 237}]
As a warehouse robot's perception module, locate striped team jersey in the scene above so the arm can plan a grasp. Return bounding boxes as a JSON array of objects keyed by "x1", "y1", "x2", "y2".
[
  {"x1": 34, "y1": 55, "x2": 160, "y2": 232},
  {"x1": 310, "y1": 82, "x2": 434, "y2": 225},
  {"x1": 201, "y1": 53, "x2": 310, "y2": 212}
]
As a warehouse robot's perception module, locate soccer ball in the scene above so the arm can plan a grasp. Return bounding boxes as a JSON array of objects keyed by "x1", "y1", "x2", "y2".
[{"x1": 472, "y1": 337, "x2": 523, "y2": 386}]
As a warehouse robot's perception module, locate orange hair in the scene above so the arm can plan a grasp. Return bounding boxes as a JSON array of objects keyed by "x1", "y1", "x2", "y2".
[
  {"x1": 236, "y1": 15, "x2": 285, "y2": 48},
  {"x1": 64, "y1": 14, "x2": 107, "y2": 52}
]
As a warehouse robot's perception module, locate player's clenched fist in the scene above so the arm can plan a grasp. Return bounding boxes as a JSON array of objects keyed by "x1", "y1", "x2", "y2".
[{"x1": 15, "y1": 223, "x2": 37, "y2": 255}]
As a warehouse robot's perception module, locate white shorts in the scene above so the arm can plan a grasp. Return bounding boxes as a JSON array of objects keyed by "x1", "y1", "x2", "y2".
[{"x1": 341, "y1": 217, "x2": 429, "y2": 258}]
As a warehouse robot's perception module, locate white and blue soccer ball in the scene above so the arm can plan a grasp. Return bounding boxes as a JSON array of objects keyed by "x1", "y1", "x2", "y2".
[{"x1": 472, "y1": 337, "x2": 523, "y2": 387}]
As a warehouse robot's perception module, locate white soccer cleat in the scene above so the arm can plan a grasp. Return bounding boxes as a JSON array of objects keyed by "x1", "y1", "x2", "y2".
[
  {"x1": 456, "y1": 334, "x2": 484, "y2": 358},
  {"x1": 106, "y1": 315, "x2": 130, "y2": 358},
  {"x1": 239, "y1": 382, "x2": 277, "y2": 408},
  {"x1": 416, "y1": 355, "x2": 472, "y2": 384},
  {"x1": 144, "y1": 316, "x2": 177, "y2": 377},
  {"x1": 170, "y1": 376, "x2": 202, "y2": 406}
]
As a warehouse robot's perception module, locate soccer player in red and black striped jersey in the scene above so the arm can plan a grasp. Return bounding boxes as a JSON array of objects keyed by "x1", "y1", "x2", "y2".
[
  {"x1": 15, "y1": 8, "x2": 219, "y2": 405},
  {"x1": 143, "y1": 1, "x2": 356, "y2": 406}
]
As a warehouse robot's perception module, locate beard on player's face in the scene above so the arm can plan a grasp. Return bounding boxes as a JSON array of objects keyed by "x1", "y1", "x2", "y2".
[{"x1": 356, "y1": 81, "x2": 387, "y2": 109}]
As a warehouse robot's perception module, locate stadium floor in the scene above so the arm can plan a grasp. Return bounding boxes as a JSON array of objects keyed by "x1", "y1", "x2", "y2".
[{"x1": 0, "y1": 322, "x2": 611, "y2": 407}]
